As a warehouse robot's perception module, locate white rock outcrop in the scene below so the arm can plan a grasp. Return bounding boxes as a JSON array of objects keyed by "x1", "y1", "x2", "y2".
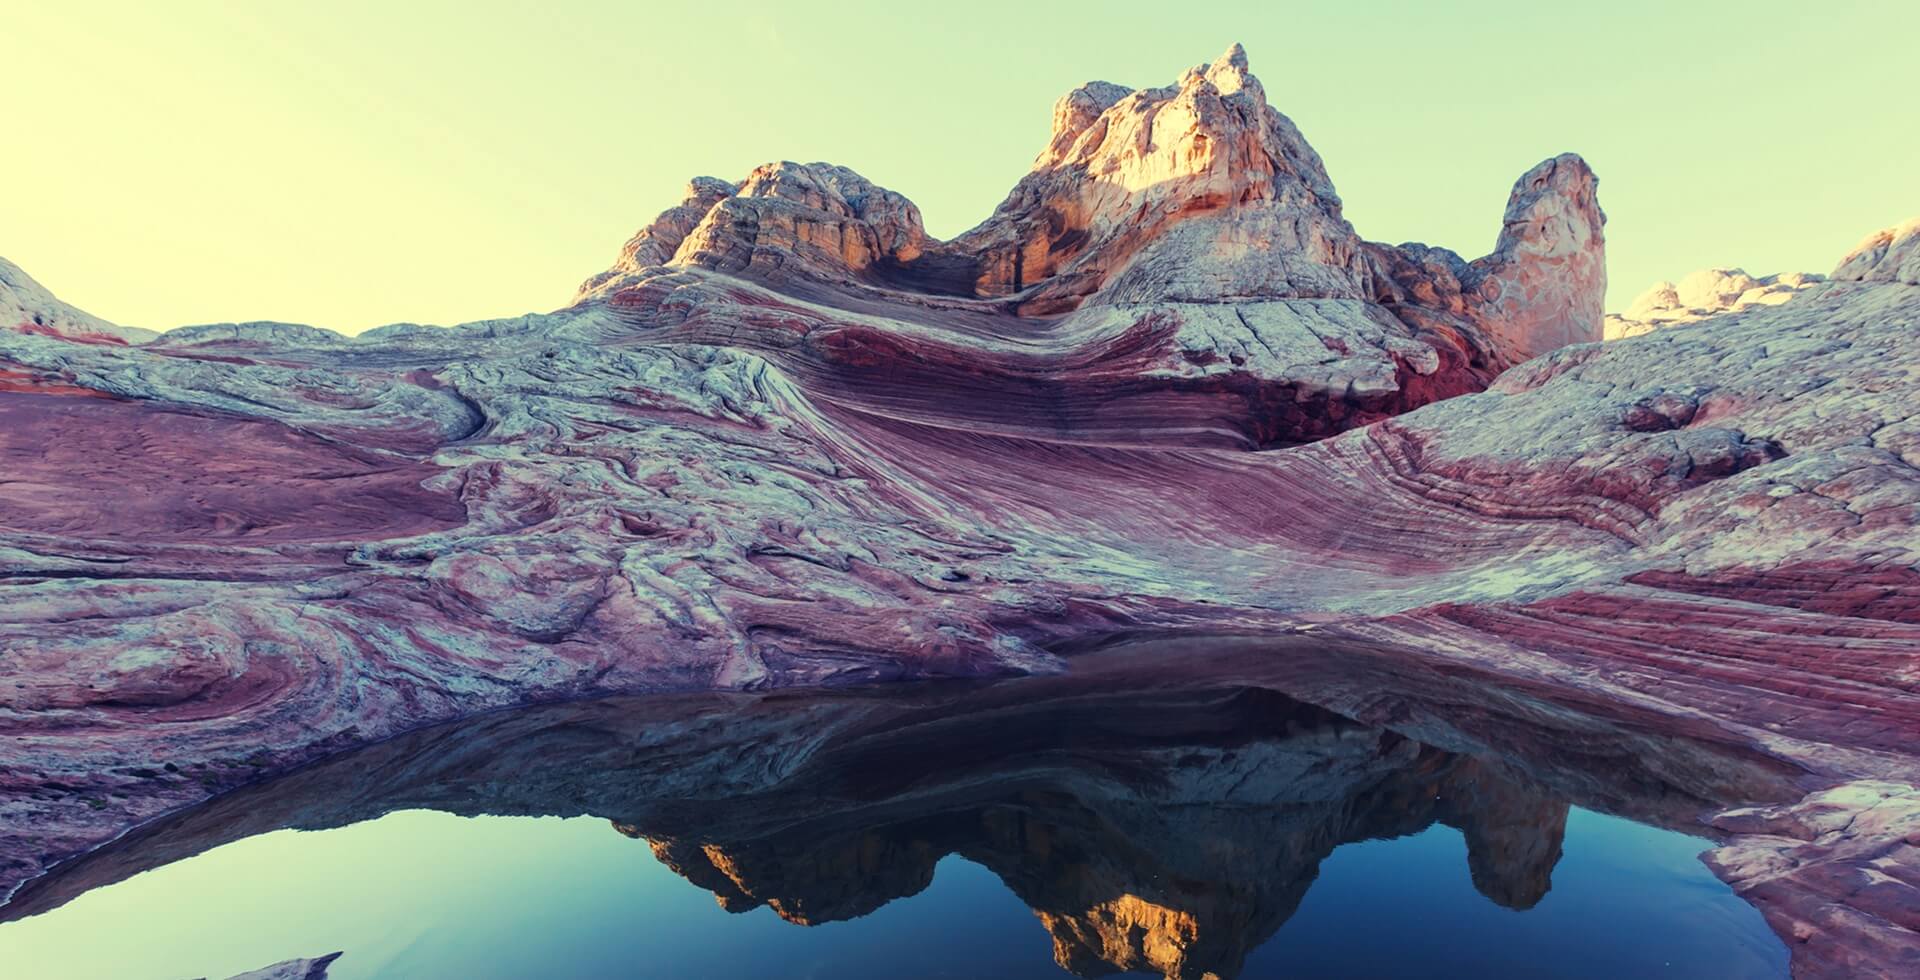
[
  {"x1": 1604, "y1": 268, "x2": 1823, "y2": 340},
  {"x1": 0, "y1": 258, "x2": 156, "y2": 345}
]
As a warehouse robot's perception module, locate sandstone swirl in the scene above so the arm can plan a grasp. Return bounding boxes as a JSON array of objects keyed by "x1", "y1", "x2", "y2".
[{"x1": 0, "y1": 47, "x2": 1914, "y2": 978}]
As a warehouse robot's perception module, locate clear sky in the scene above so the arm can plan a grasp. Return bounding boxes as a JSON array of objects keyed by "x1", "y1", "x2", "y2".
[{"x1": 7, "y1": 1, "x2": 1915, "y2": 334}]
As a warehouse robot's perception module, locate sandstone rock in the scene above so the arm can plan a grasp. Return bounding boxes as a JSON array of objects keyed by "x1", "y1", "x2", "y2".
[
  {"x1": 1833, "y1": 217, "x2": 1920, "y2": 285},
  {"x1": 1604, "y1": 267, "x2": 1823, "y2": 340},
  {"x1": 576, "y1": 176, "x2": 735, "y2": 300},
  {"x1": 1625, "y1": 280, "x2": 1682, "y2": 319},
  {"x1": 1677, "y1": 267, "x2": 1762, "y2": 309},
  {"x1": 668, "y1": 161, "x2": 931, "y2": 289},
  {"x1": 0, "y1": 48, "x2": 1913, "y2": 980},
  {"x1": 1035, "y1": 80, "x2": 1134, "y2": 169},
  {"x1": 1459, "y1": 153, "x2": 1607, "y2": 363},
  {"x1": 1706, "y1": 782, "x2": 1920, "y2": 980},
  {"x1": 560, "y1": 44, "x2": 1605, "y2": 451},
  {"x1": 0, "y1": 258, "x2": 156, "y2": 345},
  {"x1": 946, "y1": 42, "x2": 1357, "y2": 310},
  {"x1": 569, "y1": 45, "x2": 1604, "y2": 449}
]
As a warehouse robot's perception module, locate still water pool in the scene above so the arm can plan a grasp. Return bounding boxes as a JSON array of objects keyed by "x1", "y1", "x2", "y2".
[
  {"x1": 0, "y1": 806, "x2": 1785, "y2": 979},
  {"x1": 0, "y1": 643, "x2": 1795, "y2": 978}
]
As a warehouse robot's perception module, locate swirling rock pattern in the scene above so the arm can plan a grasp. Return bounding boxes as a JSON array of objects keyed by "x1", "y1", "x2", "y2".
[{"x1": 0, "y1": 45, "x2": 1915, "y2": 977}]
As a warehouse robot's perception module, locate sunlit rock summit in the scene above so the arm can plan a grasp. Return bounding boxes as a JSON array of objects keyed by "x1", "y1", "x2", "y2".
[
  {"x1": 575, "y1": 43, "x2": 1606, "y2": 446},
  {"x1": 1604, "y1": 269, "x2": 1826, "y2": 340},
  {"x1": 1, "y1": 45, "x2": 1916, "y2": 979},
  {"x1": 1604, "y1": 220, "x2": 1920, "y2": 342}
]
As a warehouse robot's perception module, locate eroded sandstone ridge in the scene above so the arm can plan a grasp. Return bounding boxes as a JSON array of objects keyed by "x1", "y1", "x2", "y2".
[
  {"x1": 573, "y1": 43, "x2": 1606, "y2": 448},
  {"x1": 0, "y1": 258, "x2": 156, "y2": 346},
  {"x1": 0, "y1": 47, "x2": 1915, "y2": 978},
  {"x1": 1605, "y1": 268, "x2": 1825, "y2": 340}
]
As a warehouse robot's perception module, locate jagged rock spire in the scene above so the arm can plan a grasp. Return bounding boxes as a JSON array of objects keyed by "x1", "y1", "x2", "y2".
[
  {"x1": 573, "y1": 45, "x2": 1606, "y2": 370},
  {"x1": 1463, "y1": 154, "x2": 1608, "y2": 362}
]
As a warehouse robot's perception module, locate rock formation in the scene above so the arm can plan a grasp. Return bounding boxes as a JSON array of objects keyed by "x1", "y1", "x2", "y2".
[
  {"x1": 573, "y1": 43, "x2": 1605, "y2": 448},
  {"x1": 217, "y1": 953, "x2": 342, "y2": 980},
  {"x1": 1833, "y1": 217, "x2": 1920, "y2": 285},
  {"x1": 0, "y1": 641, "x2": 1800, "y2": 979},
  {"x1": 0, "y1": 258, "x2": 156, "y2": 346},
  {"x1": 0, "y1": 45, "x2": 1914, "y2": 978},
  {"x1": 1708, "y1": 782, "x2": 1920, "y2": 979},
  {"x1": 1604, "y1": 268, "x2": 1823, "y2": 340},
  {"x1": 1602, "y1": 219, "x2": 1919, "y2": 345}
]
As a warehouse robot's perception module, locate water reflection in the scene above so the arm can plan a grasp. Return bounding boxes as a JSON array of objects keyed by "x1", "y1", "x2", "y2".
[{"x1": 0, "y1": 637, "x2": 1802, "y2": 979}]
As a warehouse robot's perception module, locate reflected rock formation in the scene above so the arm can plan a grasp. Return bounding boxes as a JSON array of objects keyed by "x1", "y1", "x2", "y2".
[
  {"x1": 635, "y1": 719, "x2": 1569, "y2": 980},
  {"x1": 3, "y1": 45, "x2": 1918, "y2": 978},
  {"x1": 0, "y1": 641, "x2": 1798, "y2": 980}
]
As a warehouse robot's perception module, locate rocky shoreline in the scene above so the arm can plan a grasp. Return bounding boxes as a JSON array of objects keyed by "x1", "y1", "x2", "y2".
[{"x1": 2, "y1": 47, "x2": 1915, "y2": 978}]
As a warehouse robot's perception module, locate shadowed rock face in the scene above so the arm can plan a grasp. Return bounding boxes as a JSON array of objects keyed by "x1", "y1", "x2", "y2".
[
  {"x1": 0, "y1": 45, "x2": 1916, "y2": 979},
  {"x1": 0, "y1": 641, "x2": 1802, "y2": 980}
]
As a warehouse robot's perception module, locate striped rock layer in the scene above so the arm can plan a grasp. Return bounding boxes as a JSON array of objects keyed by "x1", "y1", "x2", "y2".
[{"x1": 1, "y1": 47, "x2": 1915, "y2": 979}]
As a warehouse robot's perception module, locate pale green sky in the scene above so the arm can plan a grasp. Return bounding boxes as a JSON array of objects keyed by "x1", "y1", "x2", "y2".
[{"x1": 7, "y1": 1, "x2": 1915, "y2": 334}]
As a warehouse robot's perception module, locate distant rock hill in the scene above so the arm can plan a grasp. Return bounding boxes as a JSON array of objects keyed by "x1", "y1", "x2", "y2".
[
  {"x1": 1604, "y1": 217, "x2": 1920, "y2": 341},
  {"x1": 1604, "y1": 268, "x2": 1824, "y2": 340},
  {"x1": 0, "y1": 257, "x2": 156, "y2": 345}
]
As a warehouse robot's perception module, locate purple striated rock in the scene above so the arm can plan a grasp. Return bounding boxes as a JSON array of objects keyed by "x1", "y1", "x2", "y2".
[{"x1": 0, "y1": 45, "x2": 1915, "y2": 979}]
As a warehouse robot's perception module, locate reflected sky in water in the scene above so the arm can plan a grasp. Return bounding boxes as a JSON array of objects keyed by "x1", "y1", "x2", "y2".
[
  {"x1": 0, "y1": 805, "x2": 1783, "y2": 979},
  {"x1": 0, "y1": 641, "x2": 1799, "y2": 979}
]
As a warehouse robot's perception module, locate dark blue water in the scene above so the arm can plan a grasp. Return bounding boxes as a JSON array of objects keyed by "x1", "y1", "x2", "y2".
[
  {"x1": 0, "y1": 646, "x2": 1796, "y2": 979},
  {"x1": 0, "y1": 805, "x2": 1785, "y2": 979}
]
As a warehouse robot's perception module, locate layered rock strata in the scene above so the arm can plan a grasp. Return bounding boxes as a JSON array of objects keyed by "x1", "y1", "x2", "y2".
[
  {"x1": 573, "y1": 44, "x2": 1605, "y2": 448},
  {"x1": 0, "y1": 46, "x2": 1914, "y2": 978}
]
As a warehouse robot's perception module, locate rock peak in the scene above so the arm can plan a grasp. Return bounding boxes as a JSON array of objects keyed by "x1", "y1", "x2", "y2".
[
  {"x1": 1037, "y1": 80, "x2": 1134, "y2": 170},
  {"x1": 574, "y1": 47, "x2": 1606, "y2": 373},
  {"x1": 1462, "y1": 153, "x2": 1608, "y2": 362},
  {"x1": 1832, "y1": 216, "x2": 1920, "y2": 285},
  {"x1": 944, "y1": 44, "x2": 1355, "y2": 311},
  {"x1": 1203, "y1": 42, "x2": 1254, "y2": 95}
]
